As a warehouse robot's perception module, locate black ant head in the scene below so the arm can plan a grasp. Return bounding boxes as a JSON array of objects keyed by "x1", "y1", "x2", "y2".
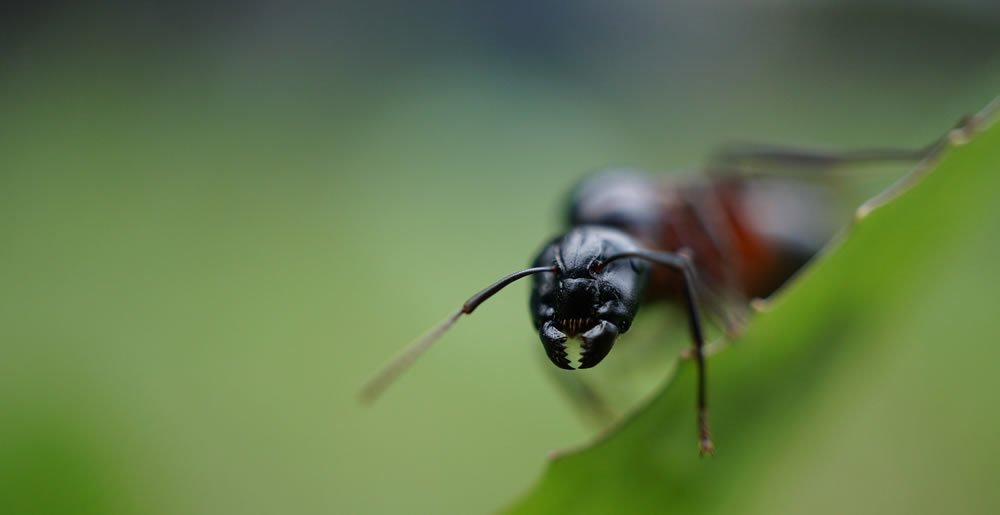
[{"x1": 530, "y1": 226, "x2": 648, "y2": 369}]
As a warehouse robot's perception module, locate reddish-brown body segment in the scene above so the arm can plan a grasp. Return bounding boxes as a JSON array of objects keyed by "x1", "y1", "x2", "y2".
[{"x1": 568, "y1": 170, "x2": 837, "y2": 306}]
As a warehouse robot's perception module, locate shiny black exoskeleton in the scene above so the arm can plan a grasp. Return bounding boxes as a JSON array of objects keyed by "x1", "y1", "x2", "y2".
[{"x1": 529, "y1": 226, "x2": 649, "y2": 370}]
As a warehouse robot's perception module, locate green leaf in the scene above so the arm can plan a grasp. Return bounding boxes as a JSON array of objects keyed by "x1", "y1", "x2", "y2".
[{"x1": 507, "y1": 100, "x2": 1000, "y2": 515}]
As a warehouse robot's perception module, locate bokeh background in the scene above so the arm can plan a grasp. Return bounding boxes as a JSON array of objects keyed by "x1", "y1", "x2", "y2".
[{"x1": 2, "y1": 2, "x2": 999, "y2": 514}]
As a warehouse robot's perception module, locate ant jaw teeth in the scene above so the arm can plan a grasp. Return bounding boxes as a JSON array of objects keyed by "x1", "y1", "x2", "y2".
[
  {"x1": 556, "y1": 318, "x2": 597, "y2": 336},
  {"x1": 542, "y1": 319, "x2": 599, "y2": 370}
]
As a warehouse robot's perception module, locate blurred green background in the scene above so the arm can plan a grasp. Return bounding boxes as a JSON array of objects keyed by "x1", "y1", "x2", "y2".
[{"x1": 1, "y1": 2, "x2": 999, "y2": 514}]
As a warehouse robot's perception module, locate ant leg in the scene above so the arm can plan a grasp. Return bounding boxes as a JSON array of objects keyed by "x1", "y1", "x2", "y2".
[
  {"x1": 707, "y1": 96, "x2": 1000, "y2": 218},
  {"x1": 857, "y1": 102, "x2": 1000, "y2": 218},
  {"x1": 675, "y1": 249, "x2": 715, "y2": 456},
  {"x1": 749, "y1": 297, "x2": 773, "y2": 313},
  {"x1": 544, "y1": 366, "x2": 618, "y2": 425},
  {"x1": 684, "y1": 188, "x2": 752, "y2": 329},
  {"x1": 708, "y1": 143, "x2": 926, "y2": 176},
  {"x1": 601, "y1": 248, "x2": 715, "y2": 454},
  {"x1": 696, "y1": 276, "x2": 749, "y2": 340}
]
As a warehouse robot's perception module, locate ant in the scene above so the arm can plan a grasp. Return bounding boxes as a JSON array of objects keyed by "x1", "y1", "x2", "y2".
[{"x1": 360, "y1": 108, "x2": 994, "y2": 455}]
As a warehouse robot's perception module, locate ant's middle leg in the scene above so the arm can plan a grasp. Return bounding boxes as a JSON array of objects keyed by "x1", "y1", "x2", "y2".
[{"x1": 544, "y1": 365, "x2": 618, "y2": 425}]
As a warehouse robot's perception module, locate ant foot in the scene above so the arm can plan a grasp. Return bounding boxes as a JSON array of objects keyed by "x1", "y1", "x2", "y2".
[{"x1": 699, "y1": 438, "x2": 715, "y2": 457}]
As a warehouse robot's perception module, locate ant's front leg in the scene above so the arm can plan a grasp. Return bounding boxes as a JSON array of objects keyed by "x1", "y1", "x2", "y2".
[
  {"x1": 674, "y1": 248, "x2": 714, "y2": 456},
  {"x1": 600, "y1": 248, "x2": 714, "y2": 455}
]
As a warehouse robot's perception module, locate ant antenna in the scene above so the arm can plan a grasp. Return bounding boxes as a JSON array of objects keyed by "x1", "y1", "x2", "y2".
[{"x1": 359, "y1": 265, "x2": 557, "y2": 403}]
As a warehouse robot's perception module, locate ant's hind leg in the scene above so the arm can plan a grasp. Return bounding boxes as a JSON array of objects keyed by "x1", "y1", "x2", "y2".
[
  {"x1": 707, "y1": 96, "x2": 1000, "y2": 218},
  {"x1": 708, "y1": 143, "x2": 926, "y2": 176},
  {"x1": 857, "y1": 103, "x2": 1000, "y2": 218}
]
